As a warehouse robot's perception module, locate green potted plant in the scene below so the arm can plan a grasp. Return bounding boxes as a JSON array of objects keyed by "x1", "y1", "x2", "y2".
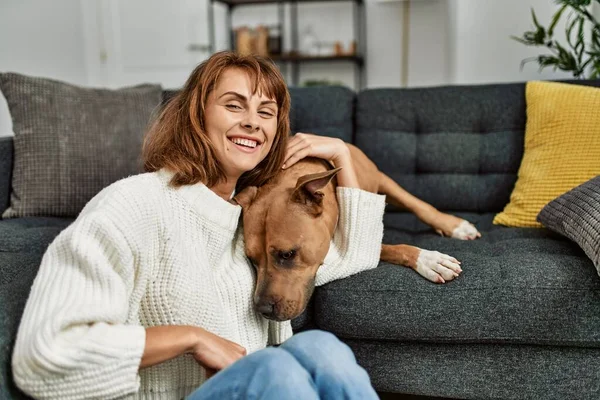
[{"x1": 513, "y1": 0, "x2": 600, "y2": 79}]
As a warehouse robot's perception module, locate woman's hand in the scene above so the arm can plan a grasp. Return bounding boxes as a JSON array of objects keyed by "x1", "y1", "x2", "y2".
[
  {"x1": 284, "y1": 133, "x2": 348, "y2": 169},
  {"x1": 142, "y1": 326, "x2": 246, "y2": 379},
  {"x1": 283, "y1": 133, "x2": 359, "y2": 188},
  {"x1": 189, "y1": 328, "x2": 247, "y2": 378}
]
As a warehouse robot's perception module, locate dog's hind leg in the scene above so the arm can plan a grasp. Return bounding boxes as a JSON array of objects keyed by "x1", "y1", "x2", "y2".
[
  {"x1": 377, "y1": 172, "x2": 481, "y2": 240},
  {"x1": 381, "y1": 244, "x2": 462, "y2": 284}
]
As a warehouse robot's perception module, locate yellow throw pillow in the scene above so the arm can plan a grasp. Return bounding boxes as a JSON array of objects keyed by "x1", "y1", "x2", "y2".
[{"x1": 494, "y1": 80, "x2": 600, "y2": 228}]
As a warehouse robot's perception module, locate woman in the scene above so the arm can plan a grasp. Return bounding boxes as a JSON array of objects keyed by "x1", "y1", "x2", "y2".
[{"x1": 12, "y1": 51, "x2": 385, "y2": 399}]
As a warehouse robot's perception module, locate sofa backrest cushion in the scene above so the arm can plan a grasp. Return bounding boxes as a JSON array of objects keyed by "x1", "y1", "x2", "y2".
[
  {"x1": 288, "y1": 86, "x2": 354, "y2": 142},
  {"x1": 355, "y1": 81, "x2": 600, "y2": 212},
  {"x1": 0, "y1": 72, "x2": 163, "y2": 218}
]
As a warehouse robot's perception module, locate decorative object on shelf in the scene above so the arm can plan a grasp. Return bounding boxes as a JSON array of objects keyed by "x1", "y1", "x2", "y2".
[
  {"x1": 255, "y1": 25, "x2": 269, "y2": 57},
  {"x1": 300, "y1": 25, "x2": 320, "y2": 56},
  {"x1": 349, "y1": 40, "x2": 357, "y2": 56},
  {"x1": 235, "y1": 27, "x2": 253, "y2": 56},
  {"x1": 268, "y1": 24, "x2": 282, "y2": 56},
  {"x1": 512, "y1": 0, "x2": 600, "y2": 79},
  {"x1": 334, "y1": 40, "x2": 357, "y2": 56},
  {"x1": 234, "y1": 25, "x2": 270, "y2": 57},
  {"x1": 317, "y1": 41, "x2": 336, "y2": 56}
]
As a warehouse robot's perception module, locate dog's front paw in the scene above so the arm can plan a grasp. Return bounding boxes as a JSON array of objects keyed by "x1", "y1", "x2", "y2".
[
  {"x1": 451, "y1": 220, "x2": 481, "y2": 240},
  {"x1": 415, "y1": 250, "x2": 462, "y2": 284}
]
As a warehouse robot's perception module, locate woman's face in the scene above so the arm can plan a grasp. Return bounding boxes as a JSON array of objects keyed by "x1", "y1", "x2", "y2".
[{"x1": 203, "y1": 68, "x2": 279, "y2": 182}]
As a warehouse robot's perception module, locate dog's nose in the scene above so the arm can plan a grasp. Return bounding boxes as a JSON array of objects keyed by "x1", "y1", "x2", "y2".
[{"x1": 256, "y1": 301, "x2": 275, "y2": 317}]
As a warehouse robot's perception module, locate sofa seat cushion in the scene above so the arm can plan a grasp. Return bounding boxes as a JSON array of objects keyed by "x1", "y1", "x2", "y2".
[
  {"x1": 0, "y1": 217, "x2": 73, "y2": 252},
  {"x1": 347, "y1": 340, "x2": 600, "y2": 399},
  {"x1": 314, "y1": 213, "x2": 600, "y2": 348},
  {"x1": 0, "y1": 217, "x2": 73, "y2": 285}
]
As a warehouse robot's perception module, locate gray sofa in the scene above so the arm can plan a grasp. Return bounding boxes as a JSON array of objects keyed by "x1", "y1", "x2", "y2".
[{"x1": 2, "y1": 81, "x2": 600, "y2": 400}]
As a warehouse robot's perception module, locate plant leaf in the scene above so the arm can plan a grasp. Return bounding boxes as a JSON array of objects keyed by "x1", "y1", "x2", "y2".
[
  {"x1": 592, "y1": 27, "x2": 600, "y2": 50},
  {"x1": 566, "y1": 15, "x2": 579, "y2": 49},
  {"x1": 516, "y1": 1, "x2": 599, "y2": 78},
  {"x1": 532, "y1": 8, "x2": 542, "y2": 29},
  {"x1": 549, "y1": 5, "x2": 568, "y2": 36},
  {"x1": 576, "y1": 17, "x2": 585, "y2": 64}
]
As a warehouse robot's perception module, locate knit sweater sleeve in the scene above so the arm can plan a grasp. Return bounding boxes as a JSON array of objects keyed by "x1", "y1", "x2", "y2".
[
  {"x1": 315, "y1": 187, "x2": 386, "y2": 286},
  {"x1": 267, "y1": 320, "x2": 293, "y2": 346},
  {"x1": 12, "y1": 203, "x2": 146, "y2": 399}
]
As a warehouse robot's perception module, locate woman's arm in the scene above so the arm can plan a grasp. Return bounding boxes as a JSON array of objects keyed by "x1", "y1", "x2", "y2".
[
  {"x1": 12, "y1": 203, "x2": 248, "y2": 399},
  {"x1": 283, "y1": 133, "x2": 359, "y2": 188},
  {"x1": 141, "y1": 326, "x2": 199, "y2": 369},
  {"x1": 142, "y1": 325, "x2": 246, "y2": 374},
  {"x1": 315, "y1": 186, "x2": 386, "y2": 285},
  {"x1": 12, "y1": 213, "x2": 147, "y2": 400},
  {"x1": 283, "y1": 133, "x2": 386, "y2": 286}
]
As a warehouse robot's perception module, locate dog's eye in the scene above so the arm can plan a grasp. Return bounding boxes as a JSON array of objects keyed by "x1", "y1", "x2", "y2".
[{"x1": 279, "y1": 250, "x2": 296, "y2": 260}]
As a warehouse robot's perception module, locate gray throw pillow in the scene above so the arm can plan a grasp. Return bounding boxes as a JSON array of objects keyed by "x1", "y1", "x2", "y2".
[
  {"x1": 0, "y1": 73, "x2": 162, "y2": 218},
  {"x1": 537, "y1": 175, "x2": 600, "y2": 276}
]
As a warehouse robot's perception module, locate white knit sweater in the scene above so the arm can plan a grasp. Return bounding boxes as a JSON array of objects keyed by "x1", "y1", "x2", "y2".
[{"x1": 12, "y1": 168, "x2": 385, "y2": 400}]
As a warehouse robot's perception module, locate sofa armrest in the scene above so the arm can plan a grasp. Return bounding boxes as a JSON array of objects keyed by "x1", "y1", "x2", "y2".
[{"x1": 0, "y1": 136, "x2": 13, "y2": 217}]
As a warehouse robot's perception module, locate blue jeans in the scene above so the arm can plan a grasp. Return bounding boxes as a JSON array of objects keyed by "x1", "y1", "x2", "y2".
[{"x1": 186, "y1": 330, "x2": 378, "y2": 400}]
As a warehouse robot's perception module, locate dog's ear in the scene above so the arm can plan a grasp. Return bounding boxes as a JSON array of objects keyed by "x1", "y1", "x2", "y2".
[
  {"x1": 292, "y1": 168, "x2": 342, "y2": 212},
  {"x1": 232, "y1": 186, "x2": 258, "y2": 210}
]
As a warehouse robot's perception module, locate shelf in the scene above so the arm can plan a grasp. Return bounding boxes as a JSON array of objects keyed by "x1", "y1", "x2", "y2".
[
  {"x1": 270, "y1": 54, "x2": 363, "y2": 65},
  {"x1": 213, "y1": 0, "x2": 362, "y2": 7},
  {"x1": 209, "y1": 0, "x2": 366, "y2": 89}
]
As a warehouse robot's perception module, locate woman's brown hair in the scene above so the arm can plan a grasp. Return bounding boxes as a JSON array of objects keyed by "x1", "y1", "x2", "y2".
[{"x1": 143, "y1": 51, "x2": 290, "y2": 189}]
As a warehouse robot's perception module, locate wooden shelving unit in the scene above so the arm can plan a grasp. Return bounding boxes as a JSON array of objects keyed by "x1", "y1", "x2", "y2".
[{"x1": 208, "y1": 0, "x2": 366, "y2": 89}]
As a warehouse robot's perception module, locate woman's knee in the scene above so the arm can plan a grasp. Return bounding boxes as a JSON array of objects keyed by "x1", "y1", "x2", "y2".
[
  {"x1": 289, "y1": 329, "x2": 339, "y2": 345},
  {"x1": 247, "y1": 347, "x2": 298, "y2": 373},
  {"x1": 282, "y1": 330, "x2": 356, "y2": 363},
  {"x1": 245, "y1": 348, "x2": 318, "y2": 399},
  {"x1": 188, "y1": 347, "x2": 318, "y2": 400},
  {"x1": 280, "y1": 331, "x2": 378, "y2": 399}
]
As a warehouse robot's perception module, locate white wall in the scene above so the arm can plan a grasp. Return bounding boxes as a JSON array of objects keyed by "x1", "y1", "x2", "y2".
[
  {"x1": 0, "y1": 0, "x2": 590, "y2": 137},
  {"x1": 404, "y1": 0, "x2": 452, "y2": 88},
  {"x1": 0, "y1": 0, "x2": 87, "y2": 84},
  {"x1": 0, "y1": 0, "x2": 586, "y2": 90},
  {"x1": 447, "y1": 0, "x2": 573, "y2": 86},
  {"x1": 0, "y1": 0, "x2": 86, "y2": 136}
]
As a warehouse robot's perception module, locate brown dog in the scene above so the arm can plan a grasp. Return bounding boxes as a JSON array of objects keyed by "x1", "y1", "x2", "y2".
[{"x1": 234, "y1": 143, "x2": 480, "y2": 321}]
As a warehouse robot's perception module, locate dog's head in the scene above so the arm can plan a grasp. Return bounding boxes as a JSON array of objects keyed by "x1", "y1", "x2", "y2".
[{"x1": 234, "y1": 167, "x2": 340, "y2": 321}]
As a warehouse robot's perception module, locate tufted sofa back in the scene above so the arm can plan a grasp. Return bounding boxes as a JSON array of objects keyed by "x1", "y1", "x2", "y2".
[
  {"x1": 4, "y1": 81, "x2": 600, "y2": 217},
  {"x1": 355, "y1": 81, "x2": 600, "y2": 212}
]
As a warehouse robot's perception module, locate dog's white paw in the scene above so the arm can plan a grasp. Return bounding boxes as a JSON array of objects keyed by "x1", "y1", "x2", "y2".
[
  {"x1": 415, "y1": 250, "x2": 462, "y2": 284},
  {"x1": 451, "y1": 220, "x2": 481, "y2": 240}
]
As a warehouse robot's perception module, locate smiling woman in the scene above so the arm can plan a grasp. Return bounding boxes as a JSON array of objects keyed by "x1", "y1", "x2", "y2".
[
  {"x1": 202, "y1": 69, "x2": 279, "y2": 194},
  {"x1": 143, "y1": 52, "x2": 290, "y2": 200},
  {"x1": 11, "y1": 51, "x2": 383, "y2": 400}
]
